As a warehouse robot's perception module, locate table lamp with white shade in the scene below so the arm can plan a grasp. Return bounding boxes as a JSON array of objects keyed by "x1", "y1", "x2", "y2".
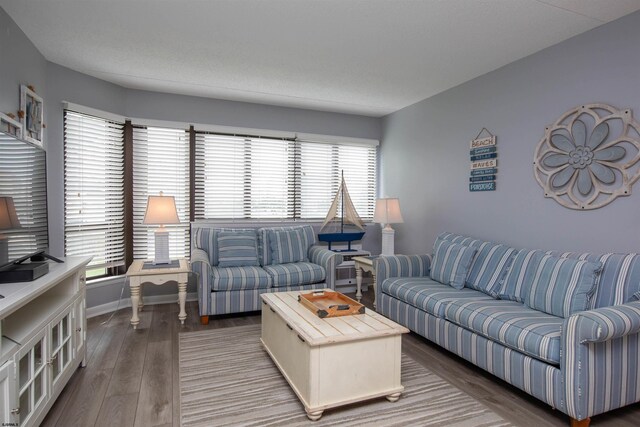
[
  {"x1": 0, "y1": 196, "x2": 21, "y2": 265},
  {"x1": 143, "y1": 192, "x2": 180, "y2": 264},
  {"x1": 373, "y1": 197, "x2": 404, "y2": 256}
]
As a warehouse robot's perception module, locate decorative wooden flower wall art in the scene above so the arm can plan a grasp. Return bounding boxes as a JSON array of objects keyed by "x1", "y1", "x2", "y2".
[{"x1": 534, "y1": 103, "x2": 640, "y2": 210}]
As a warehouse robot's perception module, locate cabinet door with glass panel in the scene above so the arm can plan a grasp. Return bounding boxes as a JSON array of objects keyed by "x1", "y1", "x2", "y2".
[
  {"x1": 16, "y1": 329, "x2": 48, "y2": 426},
  {"x1": 49, "y1": 304, "x2": 75, "y2": 395},
  {"x1": 0, "y1": 360, "x2": 18, "y2": 425},
  {"x1": 74, "y1": 296, "x2": 86, "y2": 367}
]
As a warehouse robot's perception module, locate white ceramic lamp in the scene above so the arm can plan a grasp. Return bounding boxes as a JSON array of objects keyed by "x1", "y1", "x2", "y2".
[
  {"x1": 373, "y1": 198, "x2": 404, "y2": 256},
  {"x1": 0, "y1": 197, "x2": 22, "y2": 265},
  {"x1": 143, "y1": 192, "x2": 180, "y2": 264}
]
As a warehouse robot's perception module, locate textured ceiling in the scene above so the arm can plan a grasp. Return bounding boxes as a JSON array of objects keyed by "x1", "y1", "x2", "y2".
[{"x1": 2, "y1": 0, "x2": 640, "y2": 117}]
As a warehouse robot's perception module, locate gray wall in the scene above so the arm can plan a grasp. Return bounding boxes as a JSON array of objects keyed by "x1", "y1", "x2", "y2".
[
  {"x1": 125, "y1": 89, "x2": 380, "y2": 140},
  {"x1": 0, "y1": 7, "x2": 46, "y2": 116},
  {"x1": 381, "y1": 11, "x2": 640, "y2": 255}
]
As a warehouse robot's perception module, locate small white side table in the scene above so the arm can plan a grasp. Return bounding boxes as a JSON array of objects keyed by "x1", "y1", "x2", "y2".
[
  {"x1": 354, "y1": 256, "x2": 378, "y2": 308},
  {"x1": 126, "y1": 259, "x2": 189, "y2": 329}
]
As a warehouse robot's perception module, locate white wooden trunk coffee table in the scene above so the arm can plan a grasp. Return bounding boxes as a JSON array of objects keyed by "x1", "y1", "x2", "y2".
[{"x1": 261, "y1": 290, "x2": 409, "y2": 421}]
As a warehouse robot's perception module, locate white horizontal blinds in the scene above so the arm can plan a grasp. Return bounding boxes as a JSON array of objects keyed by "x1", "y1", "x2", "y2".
[
  {"x1": 337, "y1": 144, "x2": 377, "y2": 219},
  {"x1": 194, "y1": 133, "x2": 295, "y2": 219},
  {"x1": 64, "y1": 111, "x2": 125, "y2": 269},
  {"x1": 0, "y1": 135, "x2": 48, "y2": 259},
  {"x1": 132, "y1": 126, "x2": 190, "y2": 260},
  {"x1": 296, "y1": 141, "x2": 377, "y2": 219},
  {"x1": 249, "y1": 138, "x2": 296, "y2": 218},
  {"x1": 297, "y1": 142, "x2": 338, "y2": 219}
]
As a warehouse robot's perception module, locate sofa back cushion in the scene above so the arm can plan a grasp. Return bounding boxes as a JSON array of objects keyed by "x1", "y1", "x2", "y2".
[
  {"x1": 495, "y1": 249, "x2": 545, "y2": 303},
  {"x1": 258, "y1": 225, "x2": 316, "y2": 266},
  {"x1": 430, "y1": 238, "x2": 478, "y2": 289},
  {"x1": 269, "y1": 228, "x2": 309, "y2": 264},
  {"x1": 544, "y1": 252, "x2": 640, "y2": 309},
  {"x1": 217, "y1": 230, "x2": 259, "y2": 267},
  {"x1": 525, "y1": 254, "x2": 602, "y2": 318},
  {"x1": 436, "y1": 232, "x2": 516, "y2": 296},
  {"x1": 192, "y1": 227, "x2": 256, "y2": 266},
  {"x1": 466, "y1": 242, "x2": 516, "y2": 296}
]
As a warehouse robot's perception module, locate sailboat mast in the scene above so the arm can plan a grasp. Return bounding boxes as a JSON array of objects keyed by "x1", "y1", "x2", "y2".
[{"x1": 340, "y1": 171, "x2": 344, "y2": 233}]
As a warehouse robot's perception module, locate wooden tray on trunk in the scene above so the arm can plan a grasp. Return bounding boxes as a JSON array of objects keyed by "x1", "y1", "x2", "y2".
[{"x1": 298, "y1": 290, "x2": 365, "y2": 318}]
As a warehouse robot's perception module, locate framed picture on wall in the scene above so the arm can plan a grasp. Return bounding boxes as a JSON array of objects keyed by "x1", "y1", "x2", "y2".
[
  {"x1": 19, "y1": 84, "x2": 44, "y2": 149},
  {"x1": 0, "y1": 112, "x2": 23, "y2": 139}
]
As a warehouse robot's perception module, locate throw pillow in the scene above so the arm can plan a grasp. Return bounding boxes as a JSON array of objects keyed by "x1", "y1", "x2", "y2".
[
  {"x1": 494, "y1": 249, "x2": 545, "y2": 303},
  {"x1": 525, "y1": 254, "x2": 602, "y2": 318},
  {"x1": 217, "y1": 231, "x2": 259, "y2": 267},
  {"x1": 465, "y1": 242, "x2": 517, "y2": 296},
  {"x1": 430, "y1": 238, "x2": 478, "y2": 289},
  {"x1": 269, "y1": 228, "x2": 308, "y2": 264}
]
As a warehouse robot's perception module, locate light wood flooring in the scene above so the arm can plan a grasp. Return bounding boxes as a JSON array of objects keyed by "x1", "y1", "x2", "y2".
[{"x1": 42, "y1": 291, "x2": 640, "y2": 427}]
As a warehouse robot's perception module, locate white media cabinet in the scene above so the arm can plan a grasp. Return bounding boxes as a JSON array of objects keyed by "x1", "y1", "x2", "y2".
[{"x1": 0, "y1": 256, "x2": 91, "y2": 426}]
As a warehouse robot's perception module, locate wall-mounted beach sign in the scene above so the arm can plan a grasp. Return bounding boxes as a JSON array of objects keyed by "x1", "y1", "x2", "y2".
[{"x1": 469, "y1": 129, "x2": 497, "y2": 191}]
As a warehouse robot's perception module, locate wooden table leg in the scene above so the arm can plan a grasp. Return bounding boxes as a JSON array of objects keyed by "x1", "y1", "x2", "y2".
[
  {"x1": 372, "y1": 270, "x2": 377, "y2": 309},
  {"x1": 355, "y1": 265, "x2": 363, "y2": 302},
  {"x1": 178, "y1": 281, "x2": 187, "y2": 325},
  {"x1": 130, "y1": 283, "x2": 140, "y2": 329}
]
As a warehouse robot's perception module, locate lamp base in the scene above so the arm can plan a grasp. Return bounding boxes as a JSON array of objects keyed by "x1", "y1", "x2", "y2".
[
  {"x1": 381, "y1": 226, "x2": 395, "y2": 256},
  {"x1": 0, "y1": 236, "x2": 8, "y2": 265},
  {"x1": 154, "y1": 228, "x2": 171, "y2": 264}
]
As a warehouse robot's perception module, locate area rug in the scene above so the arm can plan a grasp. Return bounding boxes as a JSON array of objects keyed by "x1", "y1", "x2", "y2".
[{"x1": 179, "y1": 324, "x2": 512, "y2": 427}]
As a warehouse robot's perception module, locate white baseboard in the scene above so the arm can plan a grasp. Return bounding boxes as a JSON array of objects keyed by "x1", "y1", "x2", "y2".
[{"x1": 87, "y1": 292, "x2": 198, "y2": 318}]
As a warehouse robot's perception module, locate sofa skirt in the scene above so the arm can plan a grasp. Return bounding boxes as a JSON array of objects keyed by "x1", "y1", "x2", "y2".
[{"x1": 206, "y1": 282, "x2": 327, "y2": 316}]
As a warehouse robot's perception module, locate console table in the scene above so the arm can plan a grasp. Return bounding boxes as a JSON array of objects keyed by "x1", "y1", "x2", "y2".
[
  {"x1": 126, "y1": 259, "x2": 189, "y2": 329},
  {"x1": 0, "y1": 256, "x2": 91, "y2": 426}
]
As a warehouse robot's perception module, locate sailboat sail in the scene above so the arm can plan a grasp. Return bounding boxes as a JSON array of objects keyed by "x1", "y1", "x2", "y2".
[
  {"x1": 320, "y1": 178, "x2": 365, "y2": 230},
  {"x1": 318, "y1": 173, "x2": 366, "y2": 251}
]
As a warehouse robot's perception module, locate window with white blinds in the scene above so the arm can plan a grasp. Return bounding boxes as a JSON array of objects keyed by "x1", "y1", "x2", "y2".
[
  {"x1": 64, "y1": 111, "x2": 125, "y2": 269},
  {"x1": 297, "y1": 142, "x2": 377, "y2": 219},
  {"x1": 0, "y1": 133, "x2": 48, "y2": 259},
  {"x1": 194, "y1": 133, "x2": 296, "y2": 219},
  {"x1": 132, "y1": 126, "x2": 190, "y2": 259},
  {"x1": 194, "y1": 133, "x2": 376, "y2": 220}
]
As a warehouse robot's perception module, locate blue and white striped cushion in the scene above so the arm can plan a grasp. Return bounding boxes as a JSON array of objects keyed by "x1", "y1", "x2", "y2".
[
  {"x1": 430, "y1": 238, "x2": 477, "y2": 289},
  {"x1": 217, "y1": 231, "x2": 259, "y2": 267},
  {"x1": 494, "y1": 249, "x2": 545, "y2": 303},
  {"x1": 211, "y1": 266, "x2": 271, "y2": 291},
  {"x1": 437, "y1": 232, "x2": 483, "y2": 249},
  {"x1": 258, "y1": 225, "x2": 316, "y2": 266},
  {"x1": 381, "y1": 277, "x2": 493, "y2": 317},
  {"x1": 543, "y1": 252, "x2": 640, "y2": 309},
  {"x1": 465, "y1": 242, "x2": 516, "y2": 296},
  {"x1": 444, "y1": 299, "x2": 563, "y2": 364},
  {"x1": 264, "y1": 262, "x2": 325, "y2": 287},
  {"x1": 525, "y1": 255, "x2": 602, "y2": 318},
  {"x1": 192, "y1": 227, "x2": 255, "y2": 266},
  {"x1": 269, "y1": 228, "x2": 309, "y2": 264}
]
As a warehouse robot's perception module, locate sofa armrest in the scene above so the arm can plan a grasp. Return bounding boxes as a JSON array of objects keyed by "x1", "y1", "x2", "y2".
[
  {"x1": 374, "y1": 254, "x2": 432, "y2": 284},
  {"x1": 561, "y1": 300, "x2": 640, "y2": 420},
  {"x1": 309, "y1": 246, "x2": 343, "y2": 289},
  {"x1": 567, "y1": 300, "x2": 640, "y2": 344},
  {"x1": 191, "y1": 248, "x2": 213, "y2": 316}
]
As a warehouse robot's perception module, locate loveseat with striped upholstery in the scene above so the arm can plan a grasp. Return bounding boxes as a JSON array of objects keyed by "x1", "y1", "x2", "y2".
[
  {"x1": 191, "y1": 223, "x2": 342, "y2": 323},
  {"x1": 376, "y1": 232, "x2": 640, "y2": 426}
]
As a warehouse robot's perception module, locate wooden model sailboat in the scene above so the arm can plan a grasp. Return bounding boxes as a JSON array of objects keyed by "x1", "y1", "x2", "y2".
[{"x1": 318, "y1": 173, "x2": 365, "y2": 251}]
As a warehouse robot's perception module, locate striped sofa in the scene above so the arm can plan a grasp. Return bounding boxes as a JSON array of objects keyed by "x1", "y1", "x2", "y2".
[
  {"x1": 377, "y1": 232, "x2": 640, "y2": 426},
  {"x1": 191, "y1": 224, "x2": 342, "y2": 323}
]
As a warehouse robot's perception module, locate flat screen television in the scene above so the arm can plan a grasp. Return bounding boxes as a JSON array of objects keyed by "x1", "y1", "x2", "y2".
[{"x1": 0, "y1": 131, "x2": 49, "y2": 268}]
